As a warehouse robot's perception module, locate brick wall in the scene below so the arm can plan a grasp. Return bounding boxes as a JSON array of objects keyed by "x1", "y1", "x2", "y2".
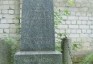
[
  {"x1": 54, "y1": 0, "x2": 93, "y2": 37},
  {"x1": 0, "y1": 0, "x2": 93, "y2": 51},
  {"x1": 0, "y1": 0, "x2": 20, "y2": 40},
  {"x1": 54, "y1": 0, "x2": 93, "y2": 51}
]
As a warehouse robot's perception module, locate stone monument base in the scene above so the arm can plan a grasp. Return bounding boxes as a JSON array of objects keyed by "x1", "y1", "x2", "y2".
[{"x1": 14, "y1": 51, "x2": 62, "y2": 64}]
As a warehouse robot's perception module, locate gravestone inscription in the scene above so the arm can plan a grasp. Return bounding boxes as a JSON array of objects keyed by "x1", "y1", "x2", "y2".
[{"x1": 14, "y1": 0, "x2": 62, "y2": 64}]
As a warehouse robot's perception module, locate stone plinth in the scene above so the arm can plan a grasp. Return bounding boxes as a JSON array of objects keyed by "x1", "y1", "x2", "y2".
[{"x1": 15, "y1": 51, "x2": 62, "y2": 64}]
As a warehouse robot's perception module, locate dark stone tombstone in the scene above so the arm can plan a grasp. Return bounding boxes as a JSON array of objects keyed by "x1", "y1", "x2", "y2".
[{"x1": 14, "y1": 0, "x2": 62, "y2": 64}]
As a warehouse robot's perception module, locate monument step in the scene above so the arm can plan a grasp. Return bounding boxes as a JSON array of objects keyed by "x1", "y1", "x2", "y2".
[
  {"x1": 15, "y1": 51, "x2": 62, "y2": 64},
  {"x1": 15, "y1": 51, "x2": 62, "y2": 55}
]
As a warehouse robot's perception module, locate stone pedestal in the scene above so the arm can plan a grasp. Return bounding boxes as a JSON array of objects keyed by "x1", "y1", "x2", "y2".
[{"x1": 15, "y1": 51, "x2": 62, "y2": 64}]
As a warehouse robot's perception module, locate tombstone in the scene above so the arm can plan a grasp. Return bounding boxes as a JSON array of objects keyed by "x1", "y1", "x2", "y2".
[{"x1": 14, "y1": 0, "x2": 62, "y2": 64}]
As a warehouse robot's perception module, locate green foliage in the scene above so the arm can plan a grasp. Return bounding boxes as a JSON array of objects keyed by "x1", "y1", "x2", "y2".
[
  {"x1": 54, "y1": 10, "x2": 62, "y2": 26},
  {"x1": 73, "y1": 43, "x2": 80, "y2": 50},
  {"x1": 63, "y1": 9, "x2": 70, "y2": 16},
  {"x1": 54, "y1": 0, "x2": 75, "y2": 51},
  {"x1": 72, "y1": 41, "x2": 82, "y2": 51},
  {"x1": 54, "y1": 9, "x2": 70, "y2": 26},
  {"x1": 4, "y1": 38, "x2": 19, "y2": 64},
  {"x1": 80, "y1": 53, "x2": 93, "y2": 64},
  {"x1": 68, "y1": 0, "x2": 75, "y2": 6},
  {"x1": 54, "y1": 9, "x2": 70, "y2": 51}
]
